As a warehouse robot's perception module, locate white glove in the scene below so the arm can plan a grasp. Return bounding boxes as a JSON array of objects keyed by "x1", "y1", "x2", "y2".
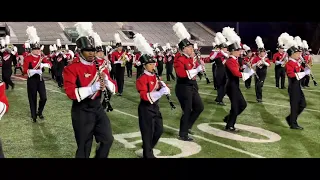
[
  {"x1": 28, "y1": 69, "x2": 42, "y2": 77},
  {"x1": 125, "y1": 55, "x2": 129, "y2": 60},
  {"x1": 196, "y1": 65, "x2": 203, "y2": 73},
  {"x1": 63, "y1": 54, "x2": 67, "y2": 59},
  {"x1": 275, "y1": 61, "x2": 281, "y2": 65},
  {"x1": 280, "y1": 61, "x2": 285, "y2": 65},
  {"x1": 160, "y1": 81, "x2": 170, "y2": 95},
  {"x1": 11, "y1": 51, "x2": 16, "y2": 55},
  {"x1": 242, "y1": 65, "x2": 247, "y2": 69},
  {"x1": 136, "y1": 61, "x2": 141, "y2": 66},
  {"x1": 250, "y1": 69, "x2": 255, "y2": 75},
  {"x1": 304, "y1": 68, "x2": 311, "y2": 75},
  {"x1": 91, "y1": 82, "x2": 101, "y2": 93},
  {"x1": 159, "y1": 86, "x2": 170, "y2": 95}
]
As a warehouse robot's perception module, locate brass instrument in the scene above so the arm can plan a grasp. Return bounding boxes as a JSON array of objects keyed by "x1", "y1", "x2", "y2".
[{"x1": 120, "y1": 50, "x2": 127, "y2": 67}]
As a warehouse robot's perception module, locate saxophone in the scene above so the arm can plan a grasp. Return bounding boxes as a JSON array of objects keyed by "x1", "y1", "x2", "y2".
[{"x1": 120, "y1": 50, "x2": 127, "y2": 67}]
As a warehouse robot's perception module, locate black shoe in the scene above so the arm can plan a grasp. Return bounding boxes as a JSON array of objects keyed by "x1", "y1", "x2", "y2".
[
  {"x1": 225, "y1": 127, "x2": 239, "y2": 132},
  {"x1": 37, "y1": 113, "x2": 44, "y2": 120},
  {"x1": 290, "y1": 126, "x2": 304, "y2": 130},
  {"x1": 214, "y1": 87, "x2": 217, "y2": 90},
  {"x1": 117, "y1": 93, "x2": 122, "y2": 96},
  {"x1": 188, "y1": 129, "x2": 194, "y2": 135},
  {"x1": 217, "y1": 101, "x2": 226, "y2": 106},
  {"x1": 257, "y1": 99, "x2": 263, "y2": 103},
  {"x1": 285, "y1": 116, "x2": 290, "y2": 126},
  {"x1": 305, "y1": 85, "x2": 310, "y2": 87},
  {"x1": 223, "y1": 117, "x2": 228, "y2": 123},
  {"x1": 281, "y1": 87, "x2": 286, "y2": 89},
  {"x1": 11, "y1": 83, "x2": 15, "y2": 90},
  {"x1": 32, "y1": 118, "x2": 37, "y2": 123},
  {"x1": 178, "y1": 135, "x2": 193, "y2": 141}
]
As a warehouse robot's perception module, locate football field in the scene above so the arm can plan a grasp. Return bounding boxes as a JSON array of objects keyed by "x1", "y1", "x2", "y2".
[{"x1": 1, "y1": 64, "x2": 320, "y2": 158}]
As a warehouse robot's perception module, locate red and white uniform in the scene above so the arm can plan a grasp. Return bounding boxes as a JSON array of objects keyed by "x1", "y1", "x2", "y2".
[
  {"x1": 174, "y1": 52, "x2": 202, "y2": 81},
  {"x1": 23, "y1": 54, "x2": 52, "y2": 77},
  {"x1": 63, "y1": 58, "x2": 117, "y2": 102},
  {"x1": 252, "y1": 56, "x2": 271, "y2": 69},
  {"x1": 0, "y1": 82, "x2": 9, "y2": 119},
  {"x1": 111, "y1": 50, "x2": 127, "y2": 64},
  {"x1": 272, "y1": 52, "x2": 286, "y2": 65}
]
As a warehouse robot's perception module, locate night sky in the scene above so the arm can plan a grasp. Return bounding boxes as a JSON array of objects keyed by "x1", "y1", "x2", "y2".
[{"x1": 202, "y1": 22, "x2": 319, "y2": 53}]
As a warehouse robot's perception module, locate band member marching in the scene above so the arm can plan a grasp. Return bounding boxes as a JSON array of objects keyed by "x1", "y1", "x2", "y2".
[
  {"x1": 212, "y1": 32, "x2": 229, "y2": 106},
  {"x1": 273, "y1": 33, "x2": 289, "y2": 89},
  {"x1": 14, "y1": 47, "x2": 24, "y2": 76},
  {"x1": 173, "y1": 22, "x2": 204, "y2": 141},
  {"x1": 55, "y1": 39, "x2": 68, "y2": 88},
  {"x1": 134, "y1": 33, "x2": 170, "y2": 158},
  {"x1": 63, "y1": 22, "x2": 116, "y2": 158},
  {"x1": 154, "y1": 47, "x2": 164, "y2": 77},
  {"x1": 0, "y1": 80, "x2": 9, "y2": 158},
  {"x1": 222, "y1": 27, "x2": 253, "y2": 131},
  {"x1": 251, "y1": 36, "x2": 271, "y2": 103},
  {"x1": 301, "y1": 40, "x2": 312, "y2": 87},
  {"x1": 164, "y1": 43, "x2": 176, "y2": 82},
  {"x1": 242, "y1": 44, "x2": 254, "y2": 89},
  {"x1": 111, "y1": 33, "x2": 128, "y2": 96},
  {"x1": 209, "y1": 42, "x2": 219, "y2": 90},
  {"x1": 23, "y1": 26, "x2": 52, "y2": 122},
  {"x1": 134, "y1": 50, "x2": 143, "y2": 79},
  {"x1": 284, "y1": 37, "x2": 310, "y2": 130},
  {"x1": 1, "y1": 35, "x2": 17, "y2": 90},
  {"x1": 126, "y1": 46, "x2": 134, "y2": 77}
]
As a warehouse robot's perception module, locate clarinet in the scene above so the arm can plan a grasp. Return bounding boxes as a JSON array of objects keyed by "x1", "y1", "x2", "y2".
[
  {"x1": 94, "y1": 59, "x2": 113, "y2": 112},
  {"x1": 154, "y1": 70, "x2": 176, "y2": 110},
  {"x1": 195, "y1": 50, "x2": 211, "y2": 84}
]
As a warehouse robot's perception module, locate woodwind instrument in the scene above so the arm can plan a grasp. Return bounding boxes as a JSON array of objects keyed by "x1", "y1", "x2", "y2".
[
  {"x1": 154, "y1": 69, "x2": 176, "y2": 110},
  {"x1": 194, "y1": 48, "x2": 211, "y2": 84},
  {"x1": 300, "y1": 55, "x2": 318, "y2": 86}
]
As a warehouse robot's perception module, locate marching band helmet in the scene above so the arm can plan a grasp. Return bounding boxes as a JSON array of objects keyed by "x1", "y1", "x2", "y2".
[
  {"x1": 227, "y1": 42, "x2": 242, "y2": 52},
  {"x1": 30, "y1": 42, "x2": 41, "y2": 50},
  {"x1": 139, "y1": 54, "x2": 156, "y2": 65},
  {"x1": 96, "y1": 45, "x2": 104, "y2": 52},
  {"x1": 178, "y1": 38, "x2": 193, "y2": 50},
  {"x1": 219, "y1": 42, "x2": 228, "y2": 49},
  {"x1": 287, "y1": 45, "x2": 301, "y2": 57},
  {"x1": 76, "y1": 36, "x2": 96, "y2": 51}
]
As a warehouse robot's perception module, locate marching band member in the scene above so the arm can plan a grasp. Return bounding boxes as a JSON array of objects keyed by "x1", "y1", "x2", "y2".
[
  {"x1": 212, "y1": 32, "x2": 229, "y2": 106},
  {"x1": 251, "y1": 36, "x2": 271, "y2": 103},
  {"x1": 55, "y1": 39, "x2": 68, "y2": 88},
  {"x1": 164, "y1": 43, "x2": 176, "y2": 82},
  {"x1": 63, "y1": 22, "x2": 116, "y2": 158},
  {"x1": 14, "y1": 48, "x2": 24, "y2": 76},
  {"x1": 242, "y1": 44, "x2": 253, "y2": 89},
  {"x1": 284, "y1": 37, "x2": 310, "y2": 130},
  {"x1": 1, "y1": 36, "x2": 17, "y2": 90},
  {"x1": 273, "y1": 33, "x2": 289, "y2": 89},
  {"x1": 23, "y1": 26, "x2": 52, "y2": 122},
  {"x1": 209, "y1": 42, "x2": 219, "y2": 90},
  {"x1": 134, "y1": 50, "x2": 143, "y2": 79},
  {"x1": 111, "y1": 33, "x2": 128, "y2": 96},
  {"x1": 223, "y1": 27, "x2": 254, "y2": 132},
  {"x1": 0, "y1": 80, "x2": 9, "y2": 158},
  {"x1": 155, "y1": 47, "x2": 164, "y2": 76},
  {"x1": 135, "y1": 33, "x2": 170, "y2": 158},
  {"x1": 173, "y1": 22, "x2": 204, "y2": 141},
  {"x1": 126, "y1": 46, "x2": 134, "y2": 77},
  {"x1": 301, "y1": 40, "x2": 312, "y2": 87}
]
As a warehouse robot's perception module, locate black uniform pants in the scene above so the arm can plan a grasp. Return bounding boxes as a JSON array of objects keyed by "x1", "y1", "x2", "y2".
[
  {"x1": 27, "y1": 75, "x2": 47, "y2": 119},
  {"x1": 166, "y1": 64, "x2": 175, "y2": 81},
  {"x1": 56, "y1": 74, "x2": 64, "y2": 87},
  {"x1": 301, "y1": 75, "x2": 310, "y2": 87},
  {"x1": 255, "y1": 68, "x2": 267, "y2": 100},
  {"x1": 157, "y1": 62, "x2": 163, "y2": 76},
  {"x1": 245, "y1": 76, "x2": 252, "y2": 88},
  {"x1": 212, "y1": 63, "x2": 217, "y2": 89},
  {"x1": 138, "y1": 101, "x2": 163, "y2": 158},
  {"x1": 0, "y1": 139, "x2": 4, "y2": 158},
  {"x1": 225, "y1": 84, "x2": 247, "y2": 128},
  {"x1": 71, "y1": 99, "x2": 114, "y2": 158},
  {"x1": 2, "y1": 69, "x2": 14, "y2": 89},
  {"x1": 115, "y1": 64, "x2": 125, "y2": 94},
  {"x1": 287, "y1": 80, "x2": 306, "y2": 127},
  {"x1": 176, "y1": 84, "x2": 204, "y2": 137},
  {"x1": 275, "y1": 65, "x2": 285, "y2": 88},
  {"x1": 14, "y1": 67, "x2": 23, "y2": 75},
  {"x1": 126, "y1": 62, "x2": 133, "y2": 77},
  {"x1": 136, "y1": 66, "x2": 143, "y2": 80},
  {"x1": 215, "y1": 68, "x2": 226, "y2": 102},
  {"x1": 110, "y1": 64, "x2": 116, "y2": 80}
]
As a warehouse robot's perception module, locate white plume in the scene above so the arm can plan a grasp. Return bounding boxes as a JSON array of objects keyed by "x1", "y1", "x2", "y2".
[
  {"x1": 162, "y1": 46, "x2": 167, "y2": 51},
  {"x1": 40, "y1": 45, "x2": 44, "y2": 51},
  {"x1": 278, "y1": 32, "x2": 290, "y2": 46},
  {"x1": 243, "y1": 44, "x2": 251, "y2": 51},
  {"x1": 302, "y1": 40, "x2": 309, "y2": 49},
  {"x1": 1, "y1": 39, "x2": 5, "y2": 47},
  {"x1": 74, "y1": 22, "x2": 94, "y2": 37},
  {"x1": 255, "y1": 36, "x2": 264, "y2": 48},
  {"x1": 173, "y1": 22, "x2": 191, "y2": 41},
  {"x1": 91, "y1": 32, "x2": 102, "y2": 47},
  {"x1": 65, "y1": 44, "x2": 69, "y2": 50},
  {"x1": 194, "y1": 43, "x2": 198, "y2": 49},
  {"x1": 166, "y1": 43, "x2": 171, "y2": 49},
  {"x1": 5, "y1": 35, "x2": 10, "y2": 45},
  {"x1": 294, "y1": 36, "x2": 303, "y2": 47},
  {"x1": 49, "y1": 45, "x2": 53, "y2": 52},
  {"x1": 216, "y1": 32, "x2": 226, "y2": 45},
  {"x1": 13, "y1": 46, "x2": 17, "y2": 52},
  {"x1": 153, "y1": 43, "x2": 158, "y2": 49},
  {"x1": 133, "y1": 33, "x2": 154, "y2": 56},
  {"x1": 284, "y1": 36, "x2": 297, "y2": 49},
  {"x1": 53, "y1": 44, "x2": 57, "y2": 51},
  {"x1": 114, "y1": 33, "x2": 121, "y2": 43},
  {"x1": 212, "y1": 42, "x2": 216, "y2": 48},
  {"x1": 127, "y1": 46, "x2": 131, "y2": 50},
  {"x1": 26, "y1": 26, "x2": 40, "y2": 44},
  {"x1": 222, "y1": 27, "x2": 241, "y2": 46},
  {"x1": 56, "y1": 39, "x2": 61, "y2": 47},
  {"x1": 214, "y1": 36, "x2": 221, "y2": 46}
]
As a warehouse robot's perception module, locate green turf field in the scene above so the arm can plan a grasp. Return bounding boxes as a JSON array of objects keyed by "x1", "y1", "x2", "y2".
[{"x1": 1, "y1": 64, "x2": 319, "y2": 158}]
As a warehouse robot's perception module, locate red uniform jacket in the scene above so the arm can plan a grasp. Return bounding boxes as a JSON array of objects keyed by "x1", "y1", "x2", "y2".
[
  {"x1": 134, "y1": 53, "x2": 142, "y2": 68},
  {"x1": 63, "y1": 58, "x2": 117, "y2": 102},
  {"x1": 272, "y1": 52, "x2": 285, "y2": 63},
  {"x1": 23, "y1": 51, "x2": 29, "y2": 58},
  {"x1": 174, "y1": 53, "x2": 200, "y2": 80},
  {"x1": 303, "y1": 55, "x2": 311, "y2": 64},
  {"x1": 286, "y1": 58, "x2": 304, "y2": 78},
  {"x1": 225, "y1": 56, "x2": 242, "y2": 78},
  {"x1": 23, "y1": 54, "x2": 52, "y2": 75},
  {"x1": 252, "y1": 56, "x2": 271, "y2": 69},
  {"x1": 136, "y1": 70, "x2": 161, "y2": 104},
  {"x1": 111, "y1": 50, "x2": 126, "y2": 64},
  {"x1": 72, "y1": 56, "x2": 80, "y2": 64},
  {"x1": 0, "y1": 81, "x2": 9, "y2": 113}
]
